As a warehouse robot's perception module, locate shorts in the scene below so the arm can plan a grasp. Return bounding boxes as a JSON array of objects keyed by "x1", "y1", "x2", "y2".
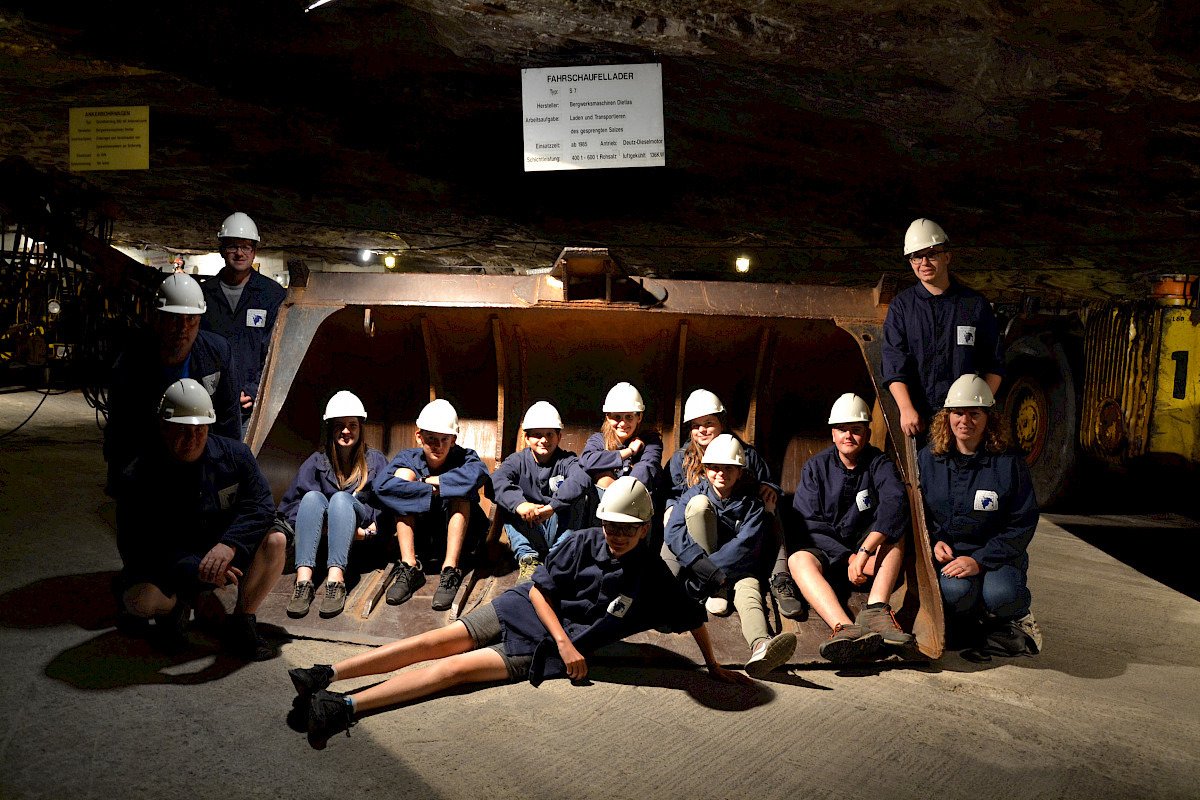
[
  {"x1": 801, "y1": 529, "x2": 874, "y2": 594},
  {"x1": 459, "y1": 602, "x2": 533, "y2": 682},
  {"x1": 117, "y1": 547, "x2": 253, "y2": 603}
]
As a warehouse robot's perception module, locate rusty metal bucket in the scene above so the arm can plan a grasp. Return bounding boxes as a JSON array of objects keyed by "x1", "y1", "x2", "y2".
[{"x1": 248, "y1": 268, "x2": 944, "y2": 665}]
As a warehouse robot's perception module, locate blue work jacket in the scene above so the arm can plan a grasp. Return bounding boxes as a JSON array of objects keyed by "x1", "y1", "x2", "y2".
[
  {"x1": 662, "y1": 440, "x2": 780, "y2": 508},
  {"x1": 200, "y1": 270, "x2": 286, "y2": 411},
  {"x1": 664, "y1": 481, "x2": 767, "y2": 577},
  {"x1": 116, "y1": 434, "x2": 274, "y2": 583},
  {"x1": 277, "y1": 448, "x2": 390, "y2": 529},
  {"x1": 918, "y1": 447, "x2": 1038, "y2": 571},
  {"x1": 578, "y1": 430, "x2": 664, "y2": 492},
  {"x1": 882, "y1": 279, "x2": 1004, "y2": 416},
  {"x1": 490, "y1": 527, "x2": 706, "y2": 684},
  {"x1": 792, "y1": 444, "x2": 910, "y2": 564},
  {"x1": 491, "y1": 447, "x2": 590, "y2": 518},
  {"x1": 374, "y1": 445, "x2": 490, "y2": 517},
  {"x1": 104, "y1": 329, "x2": 241, "y2": 491}
]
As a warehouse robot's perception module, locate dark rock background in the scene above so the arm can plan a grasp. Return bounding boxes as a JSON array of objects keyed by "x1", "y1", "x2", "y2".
[{"x1": 3, "y1": 0, "x2": 1200, "y2": 298}]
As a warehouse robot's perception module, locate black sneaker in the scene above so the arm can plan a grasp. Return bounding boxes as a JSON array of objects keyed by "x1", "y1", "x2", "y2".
[
  {"x1": 431, "y1": 566, "x2": 463, "y2": 611},
  {"x1": 286, "y1": 580, "x2": 316, "y2": 618},
  {"x1": 319, "y1": 581, "x2": 347, "y2": 618},
  {"x1": 224, "y1": 612, "x2": 274, "y2": 662},
  {"x1": 308, "y1": 690, "x2": 356, "y2": 750},
  {"x1": 769, "y1": 572, "x2": 807, "y2": 620},
  {"x1": 385, "y1": 561, "x2": 425, "y2": 606},
  {"x1": 289, "y1": 664, "x2": 335, "y2": 697}
]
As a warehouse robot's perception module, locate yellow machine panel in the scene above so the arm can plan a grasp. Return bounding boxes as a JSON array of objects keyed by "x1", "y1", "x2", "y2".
[{"x1": 1149, "y1": 309, "x2": 1200, "y2": 462}]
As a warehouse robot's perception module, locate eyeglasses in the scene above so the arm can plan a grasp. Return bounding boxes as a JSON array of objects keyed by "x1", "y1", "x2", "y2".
[
  {"x1": 603, "y1": 522, "x2": 642, "y2": 537},
  {"x1": 908, "y1": 248, "x2": 947, "y2": 264},
  {"x1": 221, "y1": 243, "x2": 256, "y2": 254}
]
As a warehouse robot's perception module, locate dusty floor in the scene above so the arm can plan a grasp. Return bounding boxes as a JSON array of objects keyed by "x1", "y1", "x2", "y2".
[{"x1": 1, "y1": 390, "x2": 1198, "y2": 799}]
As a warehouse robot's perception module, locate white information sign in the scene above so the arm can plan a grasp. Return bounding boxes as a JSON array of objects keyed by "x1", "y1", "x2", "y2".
[{"x1": 521, "y1": 63, "x2": 665, "y2": 172}]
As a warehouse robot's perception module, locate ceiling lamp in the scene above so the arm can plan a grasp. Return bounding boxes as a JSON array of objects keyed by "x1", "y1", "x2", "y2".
[{"x1": 735, "y1": 255, "x2": 751, "y2": 273}]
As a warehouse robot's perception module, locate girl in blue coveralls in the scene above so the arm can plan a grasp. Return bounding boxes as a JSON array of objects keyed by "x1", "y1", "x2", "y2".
[
  {"x1": 278, "y1": 391, "x2": 388, "y2": 620},
  {"x1": 787, "y1": 394, "x2": 913, "y2": 663},
  {"x1": 662, "y1": 389, "x2": 802, "y2": 619},
  {"x1": 664, "y1": 434, "x2": 796, "y2": 677},
  {"x1": 288, "y1": 476, "x2": 750, "y2": 750},
  {"x1": 491, "y1": 401, "x2": 591, "y2": 583},
  {"x1": 919, "y1": 374, "x2": 1042, "y2": 657},
  {"x1": 578, "y1": 382, "x2": 663, "y2": 500},
  {"x1": 373, "y1": 399, "x2": 490, "y2": 612}
]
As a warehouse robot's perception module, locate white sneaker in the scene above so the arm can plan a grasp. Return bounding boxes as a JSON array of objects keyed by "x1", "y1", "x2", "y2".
[
  {"x1": 705, "y1": 595, "x2": 731, "y2": 616},
  {"x1": 745, "y1": 632, "x2": 797, "y2": 678}
]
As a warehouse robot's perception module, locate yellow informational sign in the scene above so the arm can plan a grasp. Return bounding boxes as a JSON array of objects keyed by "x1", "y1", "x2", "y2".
[
  {"x1": 1150, "y1": 308, "x2": 1200, "y2": 462},
  {"x1": 69, "y1": 106, "x2": 149, "y2": 171}
]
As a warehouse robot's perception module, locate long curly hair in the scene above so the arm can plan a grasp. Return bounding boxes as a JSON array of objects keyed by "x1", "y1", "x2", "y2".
[
  {"x1": 324, "y1": 417, "x2": 370, "y2": 492},
  {"x1": 682, "y1": 411, "x2": 730, "y2": 488},
  {"x1": 928, "y1": 407, "x2": 1009, "y2": 456}
]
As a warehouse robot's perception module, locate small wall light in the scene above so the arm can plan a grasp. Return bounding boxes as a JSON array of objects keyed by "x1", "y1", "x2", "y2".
[
  {"x1": 735, "y1": 255, "x2": 751, "y2": 273},
  {"x1": 360, "y1": 249, "x2": 372, "y2": 262},
  {"x1": 384, "y1": 255, "x2": 396, "y2": 268}
]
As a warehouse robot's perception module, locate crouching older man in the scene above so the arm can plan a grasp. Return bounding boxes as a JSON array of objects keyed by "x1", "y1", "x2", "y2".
[{"x1": 114, "y1": 378, "x2": 285, "y2": 660}]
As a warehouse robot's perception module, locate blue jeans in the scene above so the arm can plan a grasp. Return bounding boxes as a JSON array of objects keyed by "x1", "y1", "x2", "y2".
[
  {"x1": 939, "y1": 563, "x2": 1030, "y2": 619},
  {"x1": 295, "y1": 490, "x2": 366, "y2": 572},
  {"x1": 505, "y1": 513, "x2": 570, "y2": 561}
]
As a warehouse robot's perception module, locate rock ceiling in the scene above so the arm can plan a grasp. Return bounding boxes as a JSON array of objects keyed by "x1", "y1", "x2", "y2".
[{"x1": 3, "y1": 0, "x2": 1200, "y2": 299}]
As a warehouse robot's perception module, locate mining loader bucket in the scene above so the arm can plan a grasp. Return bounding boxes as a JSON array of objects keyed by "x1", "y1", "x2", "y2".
[{"x1": 250, "y1": 262, "x2": 945, "y2": 666}]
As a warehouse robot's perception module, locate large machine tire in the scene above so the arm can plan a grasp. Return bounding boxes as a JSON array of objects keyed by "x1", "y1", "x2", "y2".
[{"x1": 1000, "y1": 337, "x2": 1077, "y2": 508}]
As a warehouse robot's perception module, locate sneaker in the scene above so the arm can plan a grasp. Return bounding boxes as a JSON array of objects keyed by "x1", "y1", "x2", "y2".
[
  {"x1": 745, "y1": 632, "x2": 797, "y2": 678},
  {"x1": 289, "y1": 664, "x2": 335, "y2": 697},
  {"x1": 769, "y1": 572, "x2": 807, "y2": 620},
  {"x1": 705, "y1": 595, "x2": 731, "y2": 616},
  {"x1": 855, "y1": 603, "x2": 914, "y2": 647},
  {"x1": 286, "y1": 580, "x2": 316, "y2": 618},
  {"x1": 149, "y1": 600, "x2": 190, "y2": 655},
  {"x1": 1012, "y1": 611, "x2": 1043, "y2": 654},
  {"x1": 432, "y1": 566, "x2": 463, "y2": 611},
  {"x1": 818, "y1": 622, "x2": 882, "y2": 663},
  {"x1": 307, "y1": 690, "x2": 356, "y2": 750},
  {"x1": 319, "y1": 581, "x2": 347, "y2": 618},
  {"x1": 985, "y1": 614, "x2": 1041, "y2": 657},
  {"x1": 224, "y1": 612, "x2": 274, "y2": 662},
  {"x1": 517, "y1": 555, "x2": 542, "y2": 584},
  {"x1": 385, "y1": 561, "x2": 425, "y2": 606}
]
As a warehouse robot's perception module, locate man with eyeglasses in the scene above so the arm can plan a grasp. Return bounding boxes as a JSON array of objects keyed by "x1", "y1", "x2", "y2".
[
  {"x1": 201, "y1": 212, "x2": 287, "y2": 433},
  {"x1": 881, "y1": 218, "x2": 1003, "y2": 437}
]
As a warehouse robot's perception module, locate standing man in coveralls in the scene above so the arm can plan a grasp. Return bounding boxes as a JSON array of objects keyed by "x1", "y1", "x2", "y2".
[
  {"x1": 201, "y1": 213, "x2": 287, "y2": 433},
  {"x1": 882, "y1": 218, "x2": 1004, "y2": 438}
]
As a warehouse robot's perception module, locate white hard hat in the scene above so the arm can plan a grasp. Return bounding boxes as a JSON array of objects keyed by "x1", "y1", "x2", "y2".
[
  {"x1": 903, "y1": 218, "x2": 949, "y2": 256},
  {"x1": 701, "y1": 433, "x2": 746, "y2": 467},
  {"x1": 324, "y1": 390, "x2": 367, "y2": 420},
  {"x1": 683, "y1": 389, "x2": 725, "y2": 423},
  {"x1": 828, "y1": 393, "x2": 872, "y2": 425},
  {"x1": 944, "y1": 374, "x2": 995, "y2": 409},
  {"x1": 521, "y1": 401, "x2": 563, "y2": 430},
  {"x1": 159, "y1": 378, "x2": 216, "y2": 425},
  {"x1": 602, "y1": 381, "x2": 645, "y2": 413},
  {"x1": 219, "y1": 212, "x2": 260, "y2": 242},
  {"x1": 416, "y1": 398, "x2": 461, "y2": 436},
  {"x1": 596, "y1": 476, "x2": 653, "y2": 523},
  {"x1": 156, "y1": 272, "x2": 207, "y2": 315}
]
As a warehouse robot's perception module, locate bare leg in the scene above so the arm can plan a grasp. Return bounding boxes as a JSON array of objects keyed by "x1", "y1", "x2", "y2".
[
  {"x1": 788, "y1": 550, "x2": 852, "y2": 629},
  {"x1": 594, "y1": 472, "x2": 616, "y2": 489},
  {"x1": 352, "y1": 648, "x2": 509, "y2": 713},
  {"x1": 395, "y1": 516, "x2": 418, "y2": 566},
  {"x1": 865, "y1": 538, "x2": 905, "y2": 606},
  {"x1": 327, "y1": 566, "x2": 345, "y2": 583},
  {"x1": 296, "y1": 566, "x2": 314, "y2": 583},
  {"x1": 235, "y1": 531, "x2": 286, "y2": 614},
  {"x1": 443, "y1": 499, "x2": 471, "y2": 570},
  {"x1": 123, "y1": 583, "x2": 177, "y2": 617}
]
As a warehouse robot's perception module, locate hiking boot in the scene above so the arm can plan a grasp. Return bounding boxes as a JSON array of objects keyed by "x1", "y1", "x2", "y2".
[
  {"x1": 289, "y1": 664, "x2": 335, "y2": 697},
  {"x1": 432, "y1": 566, "x2": 463, "y2": 611},
  {"x1": 385, "y1": 561, "x2": 425, "y2": 606},
  {"x1": 855, "y1": 603, "x2": 914, "y2": 647},
  {"x1": 745, "y1": 632, "x2": 797, "y2": 678},
  {"x1": 286, "y1": 580, "x2": 316, "y2": 618},
  {"x1": 818, "y1": 622, "x2": 882, "y2": 663},
  {"x1": 224, "y1": 612, "x2": 274, "y2": 662},
  {"x1": 319, "y1": 581, "x2": 347, "y2": 618},
  {"x1": 517, "y1": 555, "x2": 542, "y2": 584},
  {"x1": 307, "y1": 690, "x2": 356, "y2": 750},
  {"x1": 985, "y1": 614, "x2": 1041, "y2": 657},
  {"x1": 1012, "y1": 612, "x2": 1043, "y2": 654},
  {"x1": 769, "y1": 572, "x2": 807, "y2": 620}
]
